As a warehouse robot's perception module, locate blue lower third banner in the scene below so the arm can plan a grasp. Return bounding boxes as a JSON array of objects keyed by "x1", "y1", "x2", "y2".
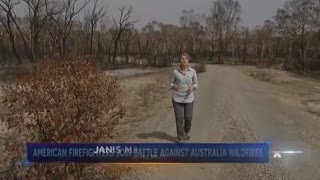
[{"x1": 27, "y1": 143, "x2": 270, "y2": 163}]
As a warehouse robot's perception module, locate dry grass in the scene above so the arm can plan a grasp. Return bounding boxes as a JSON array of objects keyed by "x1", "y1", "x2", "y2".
[
  {"x1": 140, "y1": 83, "x2": 153, "y2": 107},
  {"x1": 306, "y1": 101, "x2": 320, "y2": 115},
  {"x1": 113, "y1": 70, "x2": 171, "y2": 143},
  {"x1": 242, "y1": 65, "x2": 320, "y2": 117},
  {"x1": 83, "y1": 164, "x2": 132, "y2": 180},
  {"x1": 193, "y1": 63, "x2": 207, "y2": 73},
  {"x1": 249, "y1": 71, "x2": 273, "y2": 82},
  {"x1": 139, "y1": 76, "x2": 168, "y2": 108}
]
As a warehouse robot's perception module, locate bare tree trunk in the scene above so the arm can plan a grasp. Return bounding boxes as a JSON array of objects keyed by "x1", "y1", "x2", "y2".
[
  {"x1": 261, "y1": 41, "x2": 265, "y2": 61},
  {"x1": 9, "y1": 34, "x2": 22, "y2": 64},
  {"x1": 0, "y1": 35, "x2": 7, "y2": 65},
  {"x1": 90, "y1": 26, "x2": 94, "y2": 54},
  {"x1": 218, "y1": 32, "x2": 223, "y2": 63},
  {"x1": 111, "y1": 5, "x2": 136, "y2": 64},
  {"x1": 289, "y1": 40, "x2": 292, "y2": 58},
  {"x1": 299, "y1": 35, "x2": 311, "y2": 72},
  {"x1": 125, "y1": 41, "x2": 130, "y2": 64},
  {"x1": 231, "y1": 42, "x2": 235, "y2": 62},
  {"x1": 242, "y1": 42, "x2": 248, "y2": 64},
  {"x1": 275, "y1": 37, "x2": 281, "y2": 58},
  {"x1": 32, "y1": 34, "x2": 39, "y2": 62},
  {"x1": 97, "y1": 33, "x2": 102, "y2": 60},
  {"x1": 62, "y1": 37, "x2": 67, "y2": 57},
  {"x1": 112, "y1": 34, "x2": 121, "y2": 64},
  {"x1": 0, "y1": 2, "x2": 23, "y2": 64}
]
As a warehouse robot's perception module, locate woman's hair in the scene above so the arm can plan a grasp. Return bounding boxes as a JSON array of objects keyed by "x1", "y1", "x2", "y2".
[{"x1": 180, "y1": 53, "x2": 191, "y2": 61}]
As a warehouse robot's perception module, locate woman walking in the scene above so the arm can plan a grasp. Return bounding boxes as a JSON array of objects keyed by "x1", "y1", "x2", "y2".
[{"x1": 170, "y1": 53, "x2": 198, "y2": 143}]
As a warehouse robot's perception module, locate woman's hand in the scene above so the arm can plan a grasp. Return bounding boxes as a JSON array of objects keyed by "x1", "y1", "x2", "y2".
[
  {"x1": 187, "y1": 85, "x2": 194, "y2": 93},
  {"x1": 173, "y1": 85, "x2": 179, "y2": 92}
]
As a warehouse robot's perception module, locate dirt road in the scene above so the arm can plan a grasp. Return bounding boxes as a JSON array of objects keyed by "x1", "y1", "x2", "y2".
[{"x1": 122, "y1": 64, "x2": 320, "y2": 180}]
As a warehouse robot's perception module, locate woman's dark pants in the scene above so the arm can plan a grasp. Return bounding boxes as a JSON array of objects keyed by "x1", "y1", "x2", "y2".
[{"x1": 172, "y1": 99, "x2": 194, "y2": 139}]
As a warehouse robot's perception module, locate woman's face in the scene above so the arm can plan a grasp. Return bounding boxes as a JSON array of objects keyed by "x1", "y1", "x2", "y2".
[{"x1": 180, "y1": 55, "x2": 189, "y2": 66}]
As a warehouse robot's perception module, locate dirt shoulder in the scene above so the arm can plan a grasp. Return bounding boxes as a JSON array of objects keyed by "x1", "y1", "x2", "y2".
[
  {"x1": 110, "y1": 67, "x2": 174, "y2": 142},
  {"x1": 235, "y1": 65, "x2": 320, "y2": 117}
]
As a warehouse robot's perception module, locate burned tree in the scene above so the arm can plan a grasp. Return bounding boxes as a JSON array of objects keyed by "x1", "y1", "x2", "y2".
[
  {"x1": 88, "y1": 0, "x2": 105, "y2": 55},
  {"x1": 109, "y1": 5, "x2": 137, "y2": 64},
  {"x1": 45, "y1": 0, "x2": 88, "y2": 56},
  {"x1": 0, "y1": 0, "x2": 22, "y2": 64},
  {"x1": 22, "y1": 0, "x2": 49, "y2": 62},
  {"x1": 207, "y1": 0, "x2": 241, "y2": 63}
]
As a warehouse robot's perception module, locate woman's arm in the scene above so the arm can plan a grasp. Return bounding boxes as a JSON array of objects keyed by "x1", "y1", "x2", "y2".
[
  {"x1": 170, "y1": 70, "x2": 177, "y2": 90},
  {"x1": 192, "y1": 70, "x2": 198, "y2": 90}
]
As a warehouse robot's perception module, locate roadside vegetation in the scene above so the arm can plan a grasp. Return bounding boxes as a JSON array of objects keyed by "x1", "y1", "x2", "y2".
[
  {"x1": 0, "y1": 56, "x2": 125, "y2": 179},
  {"x1": 193, "y1": 63, "x2": 207, "y2": 73}
]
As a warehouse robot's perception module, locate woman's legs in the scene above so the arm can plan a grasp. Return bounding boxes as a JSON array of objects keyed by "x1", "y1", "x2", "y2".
[
  {"x1": 172, "y1": 99, "x2": 185, "y2": 140},
  {"x1": 184, "y1": 101, "x2": 194, "y2": 138},
  {"x1": 172, "y1": 99, "x2": 195, "y2": 141}
]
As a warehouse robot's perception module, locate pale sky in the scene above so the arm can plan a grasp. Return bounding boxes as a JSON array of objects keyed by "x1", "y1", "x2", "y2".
[
  {"x1": 102, "y1": 0, "x2": 288, "y2": 29},
  {"x1": 14, "y1": 0, "x2": 288, "y2": 29}
]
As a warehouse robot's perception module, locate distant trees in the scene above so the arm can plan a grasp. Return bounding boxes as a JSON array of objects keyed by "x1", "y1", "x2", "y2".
[
  {"x1": 180, "y1": 9, "x2": 206, "y2": 59},
  {"x1": 109, "y1": 5, "x2": 136, "y2": 64},
  {"x1": 87, "y1": 0, "x2": 105, "y2": 55},
  {"x1": 46, "y1": 0, "x2": 89, "y2": 57},
  {"x1": 136, "y1": 22, "x2": 155, "y2": 61},
  {"x1": 0, "y1": 0, "x2": 23, "y2": 64},
  {"x1": 23, "y1": 0, "x2": 48, "y2": 62},
  {"x1": 253, "y1": 0, "x2": 320, "y2": 71},
  {"x1": 284, "y1": 0, "x2": 318, "y2": 71},
  {"x1": 0, "y1": 0, "x2": 319, "y2": 71},
  {"x1": 206, "y1": 0, "x2": 241, "y2": 63}
]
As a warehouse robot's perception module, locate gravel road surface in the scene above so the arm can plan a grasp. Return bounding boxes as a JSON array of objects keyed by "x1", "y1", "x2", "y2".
[{"x1": 122, "y1": 65, "x2": 320, "y2": 180}]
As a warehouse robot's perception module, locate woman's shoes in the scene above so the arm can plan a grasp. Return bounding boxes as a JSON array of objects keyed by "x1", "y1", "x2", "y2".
[
  {"x1": 177, "y1": 134, "x2": 190, "y2": 143},
  {"x1": 177, "y1": 137, "x2": 186, "y2": 143},
  {"x1": 186, "y1": 133, "x2": 190, "y2": 140}
]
